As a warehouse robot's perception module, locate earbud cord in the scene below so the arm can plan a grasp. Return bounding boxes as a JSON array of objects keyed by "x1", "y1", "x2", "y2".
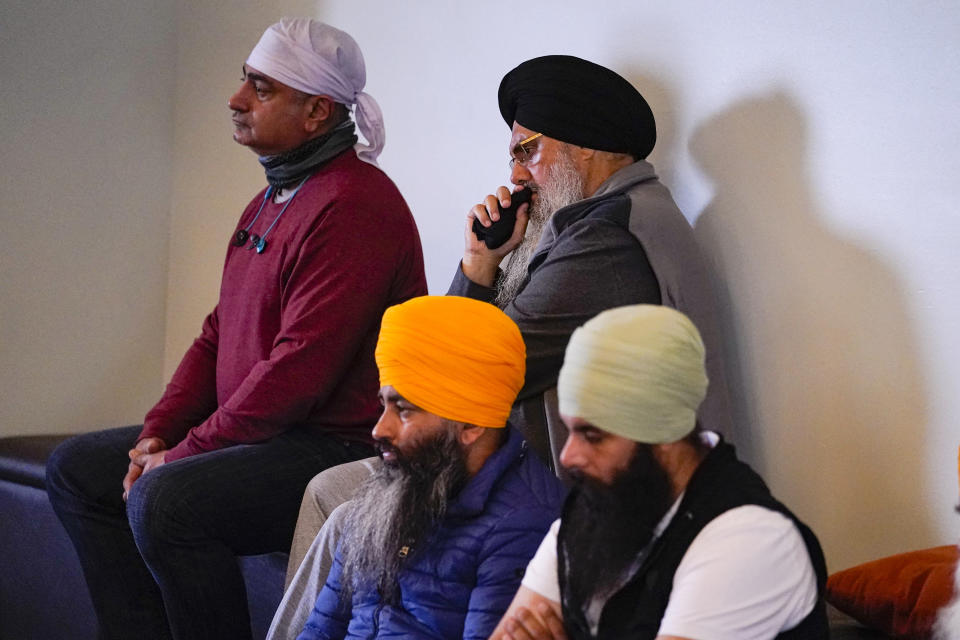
[
  {"x1": 235, "y1": 176, "x2": 310, "y2": 253},
  {"x1": 241, "y1": 185, "x2": 275, "y2": 236},
  {"x1": 255, "y1": 176, "x2": 310, "y2": 251}
]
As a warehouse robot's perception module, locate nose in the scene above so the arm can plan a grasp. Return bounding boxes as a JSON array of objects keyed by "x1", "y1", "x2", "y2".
[
  {"x1": 510, "y1": 162, "x2": 532, "y2": 186},
  {"x1": 371, "y1": 408, "x2": 397, "y2": 442},
  {"x1": 227, "y1": 83, "x2": 249, "y2": 113},
  {"x1": 558, "y1": 436, "x2": 584, "y2": 472}
]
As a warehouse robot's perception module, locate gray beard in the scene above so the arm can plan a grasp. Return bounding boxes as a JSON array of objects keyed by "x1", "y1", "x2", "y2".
[
  {"x1": 338, "y1": 428, "x2": 468, "y2": 606},
  {"x1": 494, "y1": 150, "x2": 586, "y2": 308}
]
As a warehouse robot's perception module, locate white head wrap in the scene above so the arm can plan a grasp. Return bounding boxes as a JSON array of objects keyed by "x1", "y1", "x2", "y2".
[
  {"x1": 558, "y1": 305, "x2": 709, "y2": 444},
  {"x1": 246, "y1": 18, "x2": 385, "y2": 165}
]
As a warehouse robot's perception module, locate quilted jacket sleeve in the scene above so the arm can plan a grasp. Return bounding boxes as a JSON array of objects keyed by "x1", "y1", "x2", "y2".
[
  {"x1": 461, "y1": 507, "x2": 557, "y2": 640},
  {"x1": 297, "y1": 551, "x2": 351, "y2": 640}
]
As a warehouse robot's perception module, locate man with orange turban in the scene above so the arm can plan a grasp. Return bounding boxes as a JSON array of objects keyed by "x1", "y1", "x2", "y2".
[{"x1": 294, "y1": 296, "x2": 564, "y2": 640}]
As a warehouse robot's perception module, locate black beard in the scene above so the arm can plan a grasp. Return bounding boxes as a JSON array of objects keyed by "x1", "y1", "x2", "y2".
[
  {"x1": 338, "y1": 427, "x2": 469, "y2": 606},
  {"x1": 562, "y1": 444, "x2": 674, "y2": 604}
]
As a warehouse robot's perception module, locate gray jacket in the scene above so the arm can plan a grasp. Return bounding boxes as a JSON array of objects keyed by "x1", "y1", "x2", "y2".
[{"x1": 449, "y1": 161, "x2": 732, "y2": 467}]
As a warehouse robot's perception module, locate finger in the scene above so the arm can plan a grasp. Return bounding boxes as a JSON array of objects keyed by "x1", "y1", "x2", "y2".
[
  {"x1": 504, "y1": 618, "x2": 534, "y2": 640},
  {"x1": 137, "y1": 437, "x2": 163, "y2": 454},
  {"x1": 496, "y1": 185, "x2": 513, "y2": 207},
  {"x1": 537, "y1": 603, "x2": 567, "y2": 639},
  {"x1": 122, "y1": 464, "x2": 142, "y2": 496},
  {"x1": 484, "y1": 194, "x2": 502, "y2": 222},
  {"x1": 136, "y1": 452, "x2": 162, "y2": 473},
  {"x1": 143, "y1": 452, "x2": 165, "y2": 474},
  {"x1": 516, "y1": 201, "x2": 530, "y2": 228},
  {"x1": 470, "y1": 203, "x2": 494, "y2": 227},
  {"x1": 514, "y1": 607, "x2": 549, "y2": 637}
]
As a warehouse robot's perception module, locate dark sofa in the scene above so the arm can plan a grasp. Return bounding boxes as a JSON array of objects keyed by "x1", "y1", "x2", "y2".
[
  {"x1": 0, "y1": 434, "x2": 287, "y2": 640},
  {"x1": 1, "y1": 434, "x2": 890, "y2": 640}
]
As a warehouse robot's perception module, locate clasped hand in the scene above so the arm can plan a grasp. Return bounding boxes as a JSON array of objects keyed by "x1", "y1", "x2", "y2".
[
  {"x1": 121, "y1": 437, "x2": 167, "y2": 502},
  {"x1": 499, "y1": 603, "x2": 568, "y2": 640},
  {"x1": 461, "y1": 186, "x2": 531, "y2": 287}
]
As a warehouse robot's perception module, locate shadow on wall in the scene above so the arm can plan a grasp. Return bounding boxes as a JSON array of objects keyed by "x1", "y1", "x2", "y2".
[
  {"x1": 616, "y1": 67, "x2": 679, "y2": 187},
  {"x1": 689, "y1": 91, "x2": 934, "y2": 569},
  {"x1": 617, "y1": 66, "x2": 747, "y2": 449}
]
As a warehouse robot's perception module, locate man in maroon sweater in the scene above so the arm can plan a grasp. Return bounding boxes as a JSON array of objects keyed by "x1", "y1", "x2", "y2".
[{"x1": 45, "y1": 19, "x2": 426, "y2": 640}]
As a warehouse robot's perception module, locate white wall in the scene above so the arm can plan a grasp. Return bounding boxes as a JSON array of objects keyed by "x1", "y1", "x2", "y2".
[
  {"x1": 0, "y1": 0, "x2": 176, "y2": 436},
  {"x1": 4, "y1": 0, "x2": 957, "y2": 573},
  {"x1": 161, "y1": 0, "x2": 317, "y2": 376}
]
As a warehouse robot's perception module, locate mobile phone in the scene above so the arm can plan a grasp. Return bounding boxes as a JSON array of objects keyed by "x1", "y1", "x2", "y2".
[{"x1": 471, "y1": 188, "x2": 533, "y2": 250}]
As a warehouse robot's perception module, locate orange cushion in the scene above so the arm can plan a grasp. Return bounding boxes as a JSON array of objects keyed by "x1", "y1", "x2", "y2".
[{"x1": 826, "y1": 545, "x2": 959, "y2": 638}]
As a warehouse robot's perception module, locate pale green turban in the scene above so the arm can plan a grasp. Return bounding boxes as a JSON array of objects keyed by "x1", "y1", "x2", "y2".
[{"x1": 558, "y1": 305, "x2": 709, "y2": 444}]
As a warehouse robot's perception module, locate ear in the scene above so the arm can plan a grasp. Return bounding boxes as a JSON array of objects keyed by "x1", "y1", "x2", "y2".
[
  {"x1": 304, "y1": 95, "x2": 336, "y2": 134},
  {"x1": 571, "y1": 145, "x2": 596, "y2": 174},
  {"x1": 459, "y1": 424, "x2": 486, "y2": 447},
  {"x1": 576, "y1": 145, "x2": 596, "y2": 161}
]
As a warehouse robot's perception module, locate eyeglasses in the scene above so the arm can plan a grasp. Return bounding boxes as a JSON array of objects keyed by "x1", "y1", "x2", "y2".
[{"x1": 508, "y1": 132, "x2": 543, "y2": 169}]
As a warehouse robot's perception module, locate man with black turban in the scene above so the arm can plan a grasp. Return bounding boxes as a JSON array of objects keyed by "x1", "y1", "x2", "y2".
[{"x1": 458, "y1": 54, "x2": 732, "y2": 463}]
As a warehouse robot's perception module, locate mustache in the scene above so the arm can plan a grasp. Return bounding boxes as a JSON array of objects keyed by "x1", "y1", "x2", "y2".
[
  {"x1": 566, "y1": 468, "x2": 617, "y2": 495},
  {"x1": 375, "y1": 439, "x2": 402, "y2": 462}
]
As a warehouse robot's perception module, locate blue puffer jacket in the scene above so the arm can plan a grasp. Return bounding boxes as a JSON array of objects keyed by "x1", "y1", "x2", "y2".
[{"x1": 298, "y1": 426, "x2": 565, "y2": 640}]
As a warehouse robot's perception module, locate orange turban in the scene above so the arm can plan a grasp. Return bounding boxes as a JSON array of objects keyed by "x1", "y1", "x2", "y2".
[{"x1": 375, "y1": 296, "x2": 525, "y2": 428}]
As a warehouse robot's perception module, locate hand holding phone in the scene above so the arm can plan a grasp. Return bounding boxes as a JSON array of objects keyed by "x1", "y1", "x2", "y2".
[{"x1": 472, "y1": 188, "x2": 532, "y2": 250}]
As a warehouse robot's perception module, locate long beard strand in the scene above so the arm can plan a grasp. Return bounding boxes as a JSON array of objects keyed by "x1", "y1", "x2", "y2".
[
  {"x1": 562, "y1": 445, "x2": 674, "y2": 605},
  {"x1": 494, "y1": 150, "x2": 585, "y2": 308},
  {"x1": 338, "y1": 430, "x2": 468, "y2": 606}
]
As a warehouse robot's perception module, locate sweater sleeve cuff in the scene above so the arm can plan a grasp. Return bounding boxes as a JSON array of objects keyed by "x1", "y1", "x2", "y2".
[
  {"x1": 447, "y1": 261, "x2": 500, "y2": 302},
  {"x1": 163, "y1": 440, "x2": 197, "y2": 463}
]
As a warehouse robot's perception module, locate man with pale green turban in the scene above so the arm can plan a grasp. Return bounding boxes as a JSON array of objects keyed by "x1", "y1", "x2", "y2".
[{"x1": 491, "y1": 305, "x2": 830, "y2": 640}]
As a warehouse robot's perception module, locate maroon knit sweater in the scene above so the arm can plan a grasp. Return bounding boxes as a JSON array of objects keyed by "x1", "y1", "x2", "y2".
[{"x1": 140, "y1": 150, "x2": 427, "y2": 461}]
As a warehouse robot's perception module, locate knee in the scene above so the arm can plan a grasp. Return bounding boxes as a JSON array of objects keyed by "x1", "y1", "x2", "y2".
[
  {"x1": 46, "y1": 427, "x2": 140, "y2": 508},
  {"x1": 126, "y1": 469, "x2": 192, "y2": 559},
  {"x1": 303, "y1": 473, "x2": 332, "y2": 517},
  {"x1": 45, "y1": 433, "x2": 102, "y2": 504},
  {"x1": 305, "y1": 458, "x2": 379, "y2": 518}
]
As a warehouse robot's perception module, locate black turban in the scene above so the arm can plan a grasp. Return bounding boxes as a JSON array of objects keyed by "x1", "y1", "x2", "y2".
[{"x1": 498, "y1": 55, "x2": 656, "y2": 159}]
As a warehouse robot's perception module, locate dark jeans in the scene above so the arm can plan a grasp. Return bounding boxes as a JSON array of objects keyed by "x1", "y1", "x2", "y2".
[{"x1": 46, "y1": 425, "x2": 372, "y2": 640}]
